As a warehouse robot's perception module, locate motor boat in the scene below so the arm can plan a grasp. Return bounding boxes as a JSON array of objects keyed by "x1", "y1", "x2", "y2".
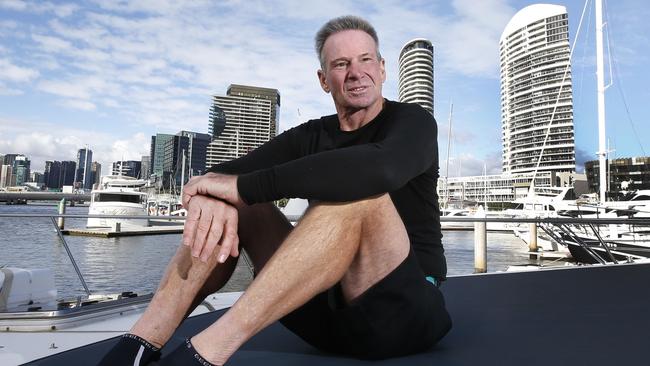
[{"x1": 87, "y1": 176, "x2": 148, "y2": 228}]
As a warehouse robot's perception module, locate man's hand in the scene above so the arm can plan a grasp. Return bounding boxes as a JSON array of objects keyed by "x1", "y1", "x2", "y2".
[
  {"x1": 182, "y1": 172, "x2": 243, "y2": 209},
  {"x1": 182, "y1": 195, "x2": 239, "y2": 263}
]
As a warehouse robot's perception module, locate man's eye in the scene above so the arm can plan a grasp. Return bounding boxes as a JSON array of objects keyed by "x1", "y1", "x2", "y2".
[{"x1": 334, "y1": 62, "x2": 346, "y2": 68}]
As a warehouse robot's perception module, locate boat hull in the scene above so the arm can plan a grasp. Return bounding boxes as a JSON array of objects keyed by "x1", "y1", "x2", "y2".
[{"x1": 86, "y1": 203, "x2": 148, "y2": 228}]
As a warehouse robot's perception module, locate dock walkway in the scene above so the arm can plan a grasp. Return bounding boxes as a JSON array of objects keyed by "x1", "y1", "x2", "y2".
[{"x1": 63, "y1": 224, "x2": 183, "y2": 237}]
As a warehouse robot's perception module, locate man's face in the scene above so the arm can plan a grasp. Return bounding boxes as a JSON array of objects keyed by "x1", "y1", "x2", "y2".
[{"x1": 318, "y1": 30, "x2": 386, "y2": 113}]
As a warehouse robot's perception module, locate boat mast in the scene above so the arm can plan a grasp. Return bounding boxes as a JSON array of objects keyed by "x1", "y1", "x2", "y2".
[{"x1": 596, "y1": 0, "x2": 607, "y2": 203}]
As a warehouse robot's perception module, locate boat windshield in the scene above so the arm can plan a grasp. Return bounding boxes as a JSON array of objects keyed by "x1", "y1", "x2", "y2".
[{"x1": 94, "y1": 193, "x2": 145, "y2": 204}]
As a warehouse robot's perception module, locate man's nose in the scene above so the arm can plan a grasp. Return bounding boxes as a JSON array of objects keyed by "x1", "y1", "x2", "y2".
[{"x1": 346, "y1": 61, "x2": 363, "y2": 79}]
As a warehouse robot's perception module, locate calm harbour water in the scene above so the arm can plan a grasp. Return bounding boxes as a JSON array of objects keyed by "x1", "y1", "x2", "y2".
[{"x1": 0, "y1": 204, "x2": 533, "y2": 299}]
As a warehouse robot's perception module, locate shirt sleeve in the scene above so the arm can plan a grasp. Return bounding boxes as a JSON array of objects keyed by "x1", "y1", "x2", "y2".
[
  {"x1": 208, "y1": 124, "x2": 303, "y2": 176},
  {"x1": 238, "y1": 104, "x2": 438, "y2": 204}
]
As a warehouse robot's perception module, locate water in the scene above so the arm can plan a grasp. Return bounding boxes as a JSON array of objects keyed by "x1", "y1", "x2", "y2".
[{"x1": 0, "y1": 204, "x2": 532, "y2": 299}]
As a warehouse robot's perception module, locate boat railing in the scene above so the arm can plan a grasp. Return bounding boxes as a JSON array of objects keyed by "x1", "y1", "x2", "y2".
[{"x1": 2, "y1": 213, "x2": 649, "y2": 279}]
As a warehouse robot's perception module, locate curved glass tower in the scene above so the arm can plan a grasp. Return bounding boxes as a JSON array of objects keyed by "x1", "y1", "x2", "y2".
[
  {"x1": 398, "y1": 38, "x2": 434, "y2": 115},
  {"x1": 500, "y1": 4, "x2": 575, "y2": 174}
]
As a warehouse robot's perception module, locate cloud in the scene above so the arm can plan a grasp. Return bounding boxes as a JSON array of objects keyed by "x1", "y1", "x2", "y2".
[
  {"x1": 0, "y1": 82, "x2": 23, "y2": 96},
  {"x1": 0, "y1": 131, "x2": 81, "y2": 173},
  {"x1": 0, "y1": 0, "x2": 27, "y2": 11},
  {"x1": 442, "y1": 150, "x2": 502, "y2": 177},
  {"x1": 0, "y1": 118, "x2": 151, "y2": 174},
  {"x1": 575, "y1": 147, "x2": 595, "y2": 173},
  {"x1": 2, "y1": 0, "x2": 593, "y2": 177},
  {"x1": 0, "y1": 1, "x2": 79, "y2": 17},
  {"x1": 0, "y1": 58, "x2": 40, "y2": 83},
  {"x1": 59, "y1": 99, "x2": 97, "y2": 111},
  {"x1": 11, "y1": 1, "x2": 516, "y2": 133}
]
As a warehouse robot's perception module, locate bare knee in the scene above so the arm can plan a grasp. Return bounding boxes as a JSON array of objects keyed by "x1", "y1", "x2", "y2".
[
  {"x1": 309, "y1": 195, "x2": 410, "y2": 302},
  {"x1": 307, "y1": 194, "x2": 398, "y2": 228}
]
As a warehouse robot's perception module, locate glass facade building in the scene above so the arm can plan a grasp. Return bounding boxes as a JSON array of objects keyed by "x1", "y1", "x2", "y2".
[
  {"x1": 44, "y1": 160, "x2": 76, "y2": 189},
  {"x1": 75, "y1": 147, "x2": 93, "y2": 190},
  {"x1": 151, "y1": 134, "x2": 174, "y2": 178},
  {"x1": 585, "y1": 156, "x2": 650, "y2": 194}
]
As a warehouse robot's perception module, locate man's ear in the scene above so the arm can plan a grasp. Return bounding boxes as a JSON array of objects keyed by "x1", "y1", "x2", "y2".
[{"x1": 317, "y1": 69, "x2": 330, "y2": 93}]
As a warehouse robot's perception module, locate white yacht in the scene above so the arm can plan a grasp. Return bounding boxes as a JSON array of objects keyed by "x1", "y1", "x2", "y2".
[{"x1": 86, "y1": 176, "x2": 148, "y2": 228}]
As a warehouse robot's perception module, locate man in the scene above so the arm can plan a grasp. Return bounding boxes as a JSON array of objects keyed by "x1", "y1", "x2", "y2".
[{"x1": 99, "y1": 15, "x2": 451, "y2": 366}]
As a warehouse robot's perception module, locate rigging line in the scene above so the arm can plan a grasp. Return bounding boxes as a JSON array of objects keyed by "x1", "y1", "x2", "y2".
[
  {"x1": 602, "y1": 1, "x2": 647, "y2": 156},
  {"x1": 530, "y1": 0, "x2": 591, "y2": 188},
  {"x1": 575, "y1": 0, "x2": 594, "y2": 109}
]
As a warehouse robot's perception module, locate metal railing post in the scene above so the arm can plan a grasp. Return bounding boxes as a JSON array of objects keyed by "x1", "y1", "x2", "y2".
[
  {"x1": 474, "y1": 207, "x2": 487, "y2": 273},
  {"x1": 529, "y1": 222, "x2": 538, "y2": 259},
  {"x1": 57, "y1": 198, "x2": 66, "y2": 229},
  {"x1": 50, "y1": 216, "x2": 91, "y2": 296}
]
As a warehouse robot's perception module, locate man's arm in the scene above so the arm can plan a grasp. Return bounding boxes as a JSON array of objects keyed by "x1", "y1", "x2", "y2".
[
  {"x1": 207, "y1": 123, "x2": 305, "y2": 178},
  {"x1": 180, "y1": 124, "x2": 306, "y2": 261},
  {"x1": 237, "y1": 104, "x2": 437, "y2": 204}
]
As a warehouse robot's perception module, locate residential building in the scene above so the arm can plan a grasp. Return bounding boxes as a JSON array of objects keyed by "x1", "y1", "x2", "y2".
[
  {"x1": 30, "y1": 171, "x2": 44, "y2": 184},
  {"x1": 438, "y1": 171, "x2": 586, "y2": 207},
  {"x1": 499, "y1": 4, "x2": 575, "y2": 174},
  {"x1": 227, "y1": 84, "x2": 280, "y2": 138},
  {"x1": 91, "y1": 162, "x2": 102, "y2": 187},
  {"x1": 207, "y1": 85, "x2": 278, "y2": 168},
  {"x1": 12, "y1": 155, "x2": 30, "y2": 186},
  {"x1": 140, "y1": 156, "x2": 151, "y2": 179},
  {"x1": 585, "y1": 156, "x2": 650, "y2": 194},
  {"x1": 112, "y1": 160, "x2": 142, "y2": 178},
  {"x1": 75, "y1": 147, "x2": 93, "y2": 189},
  {"x1": 61, "y1": 161, "x2": 76, "y2": 187},
  {"x1": 398, "y1": 38, "x2": 434, "y2": 115},
  {"x1": 2, "y1": 154, "x2": 18, "y2": 166},
  {"x1": 0, "y1": 164, "x2": 11, "y2": 188},
  {"x1": 162, "y1": 135, "x2": 189, "y2": 190},
  {"x1": 2, "y1": 154, "x2": 30, "y2": 186},
  {"x1": 44, "y1": 161, "x2": 60, "y2": 189},
  {"x1": 44, "y1": 161, "x2": 76, "y2": 189}
]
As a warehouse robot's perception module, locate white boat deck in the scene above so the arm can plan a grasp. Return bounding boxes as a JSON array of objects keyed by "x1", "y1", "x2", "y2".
[{"x1": 0, "y1": 292, "x2": 242, "y2": 365}]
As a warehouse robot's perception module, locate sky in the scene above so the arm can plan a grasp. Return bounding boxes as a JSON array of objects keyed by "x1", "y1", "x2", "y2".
[{"x1": 0, "y1": 0, "x2": 648, "y2": 178}]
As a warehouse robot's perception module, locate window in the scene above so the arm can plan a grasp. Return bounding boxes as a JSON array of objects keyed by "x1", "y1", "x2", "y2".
[{"x1": 96, "y1": 193, "x2": 143, "y2": 204}]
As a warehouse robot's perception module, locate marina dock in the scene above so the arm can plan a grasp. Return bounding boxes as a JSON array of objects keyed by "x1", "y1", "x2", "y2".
[{"x1": 62, "y1": 224, "x2": 184, "y2": 237}]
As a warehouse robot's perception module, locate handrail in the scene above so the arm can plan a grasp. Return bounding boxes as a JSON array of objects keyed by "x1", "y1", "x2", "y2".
[
  {"x1": 50, "y1": 217, "x2": 92, "y2": 295},
  {"x1": 1, "y1": 213, "x2": 649, "y2": 225},
  {"x1": 0, "y1": 213, "x2": 186, "y2": 220}
]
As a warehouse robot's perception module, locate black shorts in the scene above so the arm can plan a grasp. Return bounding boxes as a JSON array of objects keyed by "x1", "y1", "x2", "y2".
[{"x1": 279, "y1": 248, "x2": 452, "y2": 359}]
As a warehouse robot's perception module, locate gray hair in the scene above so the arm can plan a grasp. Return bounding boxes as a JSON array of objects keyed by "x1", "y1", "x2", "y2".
[{"x1": 315, "y1": 15, "x2": 381, "y2": 70}]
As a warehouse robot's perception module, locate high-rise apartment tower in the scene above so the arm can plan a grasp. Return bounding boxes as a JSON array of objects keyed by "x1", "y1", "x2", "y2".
[
  {"x1": 206, "y1": 85, "x2": 279, "y2": 168},
  {"x1": 500, "y1": 4, "x2": 575, "y2": 174},
  {"x1": 398, "y1": 39, "x2": 434, "y2": 115}
]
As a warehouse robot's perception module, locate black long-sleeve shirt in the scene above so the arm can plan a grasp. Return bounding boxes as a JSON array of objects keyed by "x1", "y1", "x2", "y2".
[{"x1": 210, "y1": 100, "x2": 446, "y2": 279}]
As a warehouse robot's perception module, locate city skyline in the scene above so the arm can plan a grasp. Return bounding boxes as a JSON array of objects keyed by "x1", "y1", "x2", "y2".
[{"x1": 1, "y1": 0, "x2": 648, "y2": 177}]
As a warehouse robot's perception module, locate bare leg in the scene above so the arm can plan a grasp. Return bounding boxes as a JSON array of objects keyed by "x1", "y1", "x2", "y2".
[
  {"x1": 130, "y1": 202, "x2": 292, "y2": 347},
  {"x1": 191, "y1": 194, "x2": 410, "y2": 364},
  {"x1": 129, "y1": 245, "x2": 238, "y2": 348}
]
